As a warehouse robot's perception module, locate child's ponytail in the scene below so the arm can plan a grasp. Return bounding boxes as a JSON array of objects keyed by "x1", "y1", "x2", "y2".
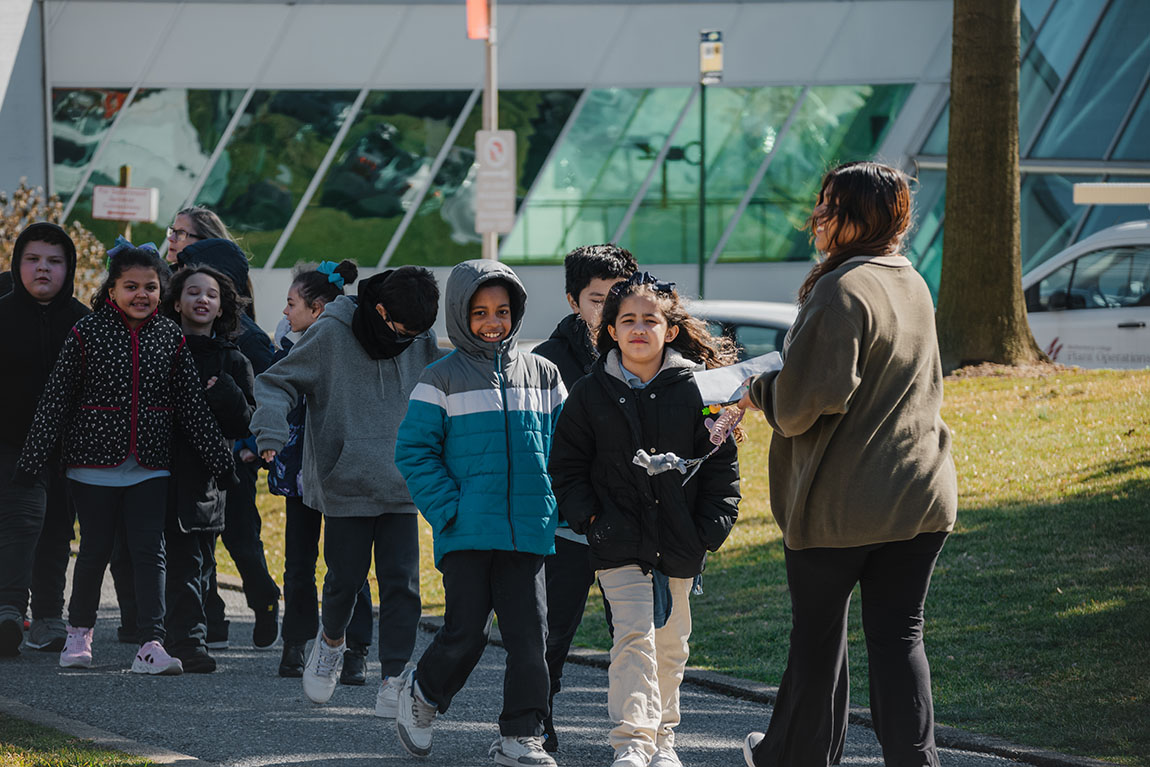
[{"x1": 292, "y1": 260, "x2": 358, "y2": 310}]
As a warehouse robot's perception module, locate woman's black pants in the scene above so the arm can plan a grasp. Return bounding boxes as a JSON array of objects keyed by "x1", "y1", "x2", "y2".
[{"x1": 750, "y1": 530, "x2": 948, "y2": 767}]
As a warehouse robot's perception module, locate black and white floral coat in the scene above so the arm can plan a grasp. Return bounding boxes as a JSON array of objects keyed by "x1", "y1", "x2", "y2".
[{"x1": 15, "y1": 301, "x2": 235, "y2": 485}]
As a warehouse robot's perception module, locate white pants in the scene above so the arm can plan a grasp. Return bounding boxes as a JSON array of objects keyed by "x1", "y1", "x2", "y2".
[{"x1": 598, "y1": 565, "x2": 693, "y2": 757}]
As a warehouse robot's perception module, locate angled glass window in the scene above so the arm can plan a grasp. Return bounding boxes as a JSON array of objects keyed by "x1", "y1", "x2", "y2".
[
  {"x1": 275, "y1": 90, "x2": 474, "y2": 269},
  {"x1": 387, "y1": 90, "x2": 580, "y2": 267},
  {"x1": 194, "y1": 90, "x2": 359, "y2": 265},
  {"x1": 51, "y1": 88, "x2": 130, "y2": 202},
  {"x1": 920, "y1": 104, "x2": 948, "y2": 156},
  {"x1": 1031, "y1": 0, "x2": 1150, "y2": 159},
  {"x1": 1019, "y1": 0, "x2": 1105, "y2": 149},
  {"x1": 1111, "y1": 88, "x2": 1150, "y2": 161},
  {"x1": 618, "y1": 86, "x2": 808, "y2": 265},
  {"x1": 713, "y1": 84, "x2": 912, "y2": 264},
  {"x1": 907, "y1": 169, "x2": 947, "y2": 300},
  {"x1": 1020, "y1": 172, "x2": 1101, "y2": 273},
  {"x1": 500, "y1": 88, "x2": 693, "y2": 263},
  {"x1": 64, "y1": 89, "x2": 246, "y2": 246}
]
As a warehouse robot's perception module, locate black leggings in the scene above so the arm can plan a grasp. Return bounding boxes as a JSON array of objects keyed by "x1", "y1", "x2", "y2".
[
  {"x1": 68, "y1": 478, "x2": 168, "y2": 644},
  {"x1": 751, "y1": 531, "x2": 948, "y2": 767}
]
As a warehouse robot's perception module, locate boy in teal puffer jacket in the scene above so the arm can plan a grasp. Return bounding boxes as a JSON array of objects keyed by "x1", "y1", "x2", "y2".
[{"x1": 394, "y1": 260, "x2": 565, "y2": 767}]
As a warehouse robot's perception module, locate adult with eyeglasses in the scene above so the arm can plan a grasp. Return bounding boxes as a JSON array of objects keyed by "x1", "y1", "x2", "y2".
[{"x1": 166, "y1": 206, "x2": 233, "y2": 266}]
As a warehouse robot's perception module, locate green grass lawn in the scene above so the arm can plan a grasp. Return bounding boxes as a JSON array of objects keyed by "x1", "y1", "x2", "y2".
[
  {"x1": 224, "y1": 367, "x2": 1149, "y2": 764},
  {"x1": 0, "y1": 714, "x2": 156, "y2": 767}
]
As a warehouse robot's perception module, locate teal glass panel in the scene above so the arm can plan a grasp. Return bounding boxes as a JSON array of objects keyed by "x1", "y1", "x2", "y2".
[
  {"x1": 194, "y1": 90, "x2": 359, "y2": 265},
  {"x1": 1077, "y1": 176, "x2": 1150, "y2": 238},
  {"x1": 65, "y1": 89, "x2": 246, "y2": 247},
  {"x1": 277, "y1": 90, "x2": 473, "y2": 269},
  {"x1": 1021, "y1": 0, "x2": 1054, "y2": 25},
  {"x1": 51, "y1": 88, "x2": 130, "y2": 202},
  {"x1": 1032, "y1": 0, "x2": 1150, "y2": 159},
  {"x1": 920, "y1": 104, "x2": 948, "y2": 156},
  {"x1": 1019, "y1": 0, "x2": 1106, "y2": 149},
  {"x1": 712, "y1": 84, "x2": 913, "y2": 264},
  {"x1": 1020, "y1": 172, "x2": 1100, "y2": 273},
  {"x1": 1111, "y1": 89, "x2": 1150, "y2": 160},
  {"x1": 388, "y1": 90, "x2": 580, "y2": 267},
  {"x1": 908, "y1": 169, "x2": 947, "y2": 300},
  {"x1": 500, "y1": 88, "x2": 692, "y2": 263}
]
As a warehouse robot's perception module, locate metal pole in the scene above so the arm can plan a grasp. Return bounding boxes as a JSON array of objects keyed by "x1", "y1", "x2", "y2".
[
  {"x1": 119, "y1": 165, "x2": 132, "y2": 241},
  {"x1": 697, "y1": 82, "x2": 706, "y2": 298},
  {"x1": 482, "y1": 0, "x2": 499, "y2": 260}
]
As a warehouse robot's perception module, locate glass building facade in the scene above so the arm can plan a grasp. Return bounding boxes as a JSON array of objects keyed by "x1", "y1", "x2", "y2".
[{"x1": 43, "y1": 0, "x2": 1150, "y2": 297}]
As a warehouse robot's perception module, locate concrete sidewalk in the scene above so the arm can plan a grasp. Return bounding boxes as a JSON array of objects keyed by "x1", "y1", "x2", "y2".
[{"x1": 0, "y1": 568, "x2": 1098, "y2": 767}]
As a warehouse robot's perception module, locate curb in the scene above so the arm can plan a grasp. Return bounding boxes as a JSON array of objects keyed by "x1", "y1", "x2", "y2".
[
  {"x1": 0, "y1": 696, "x2": 215, "y2": 766},
  {"x1": 417, "y1": 615, "x2": 1114, "y2": 767}
]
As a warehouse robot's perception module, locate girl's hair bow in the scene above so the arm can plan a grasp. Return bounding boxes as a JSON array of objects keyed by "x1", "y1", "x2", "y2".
[
  {"x1": 106, "y1": 235, "x2": 159, "y2": 268},
  {"x1": 610, "y1": 270, "x2": 676, "y2": 296},
  {"x1": 317, "y1": 260, "x2": 345, "y2": 289}
]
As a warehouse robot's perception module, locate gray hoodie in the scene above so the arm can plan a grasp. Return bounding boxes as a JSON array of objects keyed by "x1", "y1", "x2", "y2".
[{"x1": 251, "y1": 294, "x2": 445, "y2": 517}]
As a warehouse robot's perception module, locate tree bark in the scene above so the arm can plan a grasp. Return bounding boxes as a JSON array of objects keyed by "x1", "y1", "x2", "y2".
[{"x1": 936, "y1": 0, "x2": 1045, "y2": 372}]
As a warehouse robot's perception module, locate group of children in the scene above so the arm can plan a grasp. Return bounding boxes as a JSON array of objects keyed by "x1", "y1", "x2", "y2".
[{"x1": 0, "y1": 220, "x2": 743, "y2": 767}]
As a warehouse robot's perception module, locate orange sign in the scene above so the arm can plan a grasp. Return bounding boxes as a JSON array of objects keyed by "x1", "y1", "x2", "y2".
[{"x1": 467, "y1": 0, "x2": 489, "y2": 40}]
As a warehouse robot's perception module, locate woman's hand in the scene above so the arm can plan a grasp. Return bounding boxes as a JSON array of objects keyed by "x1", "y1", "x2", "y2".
[{"x1": 738, "y1": 376, "x2": 761, "y2": 411}]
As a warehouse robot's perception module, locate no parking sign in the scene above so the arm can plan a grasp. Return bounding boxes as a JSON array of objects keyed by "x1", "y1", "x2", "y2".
[{"x1": 475, "y1": 130, "x2": 516, "y2": 234}]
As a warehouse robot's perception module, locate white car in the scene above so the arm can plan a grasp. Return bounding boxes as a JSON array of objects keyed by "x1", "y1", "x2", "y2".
[
  {"x1": 686, "y1": 300, "x2": 798, "y2": 361},
  {"x1": 1023, "y1": 220, "x2": 1150, "y2": 369}
]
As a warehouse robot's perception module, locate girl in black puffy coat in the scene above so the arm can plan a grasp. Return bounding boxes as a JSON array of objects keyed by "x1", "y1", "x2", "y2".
[
  {"x1": 548, "y1": 272, "x2": 741, "y2": 767},
  {"x1": 158, "y1": 265, "x2": 256, "y2": 672},
  {"x1": 16, "y1": 244, "x2": 235, "y2": 676}
]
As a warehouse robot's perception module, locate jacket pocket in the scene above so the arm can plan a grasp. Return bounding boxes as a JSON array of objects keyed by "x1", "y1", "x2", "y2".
[
  {"x1": 321, "y1": 438, "x2": 388, "y2": 503},
  {"x1": 80, "y1": 405, "x2": 120, "y2": 411}
]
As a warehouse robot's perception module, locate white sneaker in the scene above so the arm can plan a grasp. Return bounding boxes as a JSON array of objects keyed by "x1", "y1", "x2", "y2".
[
  {"x1": 395, "y1": 666, "x2": 436, "y2": 757},
  {"x1": 58, "y1": 625, "x2": 93, "y2": 668},
  {"x1": 650, "y1": 746, "x2": 682, "y2": 767},
  {"x1": 612, "y1": 746, "x2": 650, "y2": 767},
  {"x1": 301, "y1": 630, "x2": 344, "y2": 704},
  {"x1": 374, "y1": 672, "x2": 403, "y2": 718},
  {"x1": 131, "y1": 640, "x2": 183, "y2": 675},
  {"x1": 493, "y1": 735, "x2": 556, "y2": 766},
  {"x1": 743, "y1": 732, "x2": 764, "y2": 767}
]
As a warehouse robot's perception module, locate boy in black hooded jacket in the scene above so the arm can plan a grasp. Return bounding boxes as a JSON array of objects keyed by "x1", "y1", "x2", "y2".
[{"x1": 0, "y1": 222, "x2": 90, "y2": 656}]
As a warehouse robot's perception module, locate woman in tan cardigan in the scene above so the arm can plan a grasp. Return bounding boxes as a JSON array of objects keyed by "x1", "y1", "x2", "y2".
[{"x1": 739, "y1": 162, "x2": 957, "y2": 767}]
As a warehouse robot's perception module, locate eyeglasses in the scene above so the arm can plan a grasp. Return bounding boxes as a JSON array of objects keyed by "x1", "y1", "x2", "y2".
[
  {"x1": 166, "y1": 227, "x2": 203, "y2": 243},
  {"x1": 384, "y1": 314, "x2": 421, "y2": 339}
]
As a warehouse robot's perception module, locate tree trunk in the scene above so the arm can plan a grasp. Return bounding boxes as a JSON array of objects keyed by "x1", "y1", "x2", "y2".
[{"x1": 935, "y1": 0, "x2": 1045, "y2": 373}]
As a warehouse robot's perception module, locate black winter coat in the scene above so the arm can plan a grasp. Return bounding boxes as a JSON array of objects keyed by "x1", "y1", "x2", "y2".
[
  {"x1": 548, "y1": 349, "x2": 741, "y2": 578},
  {"x1": 15, "y1": 301, "x2": 235, "y2": 485},
  {"x1": 169, "y1": 334, "x2": 255, "y2": 532},
  {"x1": 533, "y1": 313, "x2": 597, "y2": 390},
  {"x1": 0, "y1": 223, "x2": 90, "y2": 450}
]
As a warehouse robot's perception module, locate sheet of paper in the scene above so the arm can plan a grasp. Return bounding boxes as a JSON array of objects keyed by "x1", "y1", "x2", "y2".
[{"x1": 692, "y1": 351, "x2": 783, "y2": 406}]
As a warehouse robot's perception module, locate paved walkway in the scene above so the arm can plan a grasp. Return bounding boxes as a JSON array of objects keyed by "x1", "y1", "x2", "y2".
[{"x1": 0, "y1": 567, "x2": 1037, "y2": 767}]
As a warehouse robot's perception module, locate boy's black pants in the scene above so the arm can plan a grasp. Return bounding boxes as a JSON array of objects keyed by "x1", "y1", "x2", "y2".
[
  {"x1": 282, "y1": 496, "x2": 373, "y2": 648},
  {"x1": 164, "y1": 518, "x2": 215, "y2": 652},
  {"x1": 544, "y1": 535, "x2": 613, "y2": 696},
  {"x1": 416, "y1": 549, "x2": 549, "y2": 737},
  {"x1": 750, "y1": 530, "x2": 947, "y2": 767}
]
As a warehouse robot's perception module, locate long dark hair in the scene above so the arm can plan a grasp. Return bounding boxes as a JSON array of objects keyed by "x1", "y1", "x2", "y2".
[
  {"x1": 93, "y1": 246, "x2": 169, "y2": 310},
  {"x1": 798, "y1": 161, "x2": 913, "y2": 305},
  {"x1": 595, "y1": 277, "x2": 738, "y2": 371},
  {"x1": 161, "y1": 265, "x2": 249, "y2": 338}
]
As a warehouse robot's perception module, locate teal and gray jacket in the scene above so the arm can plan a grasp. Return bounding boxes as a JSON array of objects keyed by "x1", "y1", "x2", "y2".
[{"x1": 395, "y1": 260, "x2": 566, "y2": 567}]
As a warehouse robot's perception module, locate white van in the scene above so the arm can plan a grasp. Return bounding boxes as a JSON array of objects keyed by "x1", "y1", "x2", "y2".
[{"x1": 1023, "y1": 220, "x2": 1150, "y2": 369}]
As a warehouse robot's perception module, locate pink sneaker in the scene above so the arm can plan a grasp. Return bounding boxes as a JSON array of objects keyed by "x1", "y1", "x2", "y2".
[
  {"x1": 132, "y1": 640, "x2": 183, "y2": 676},
  {"x1": 59, "y1": 625, "x2": 93, "y2": 668}
]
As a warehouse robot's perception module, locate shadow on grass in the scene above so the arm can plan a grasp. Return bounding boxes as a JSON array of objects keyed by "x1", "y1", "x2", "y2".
[{"x1": 574, "y1": 458, "x2": 1149, "y2": 765}]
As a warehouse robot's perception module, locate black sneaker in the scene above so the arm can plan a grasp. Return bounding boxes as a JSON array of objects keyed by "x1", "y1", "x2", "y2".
[
  {"x1": 0, "y1": 612, "x2": 23, "y2": 657},
  {"x1": 116, "y1": 625, "x2": 136, "y2": 644},
  {"x1": 206, "y1": 620, "x2": 230, "y2": 650},
  {"x1": 169, "y1": 645, "x2": 217, "y2": 674},
  {"x1": 279, "y1": 642, "x2": 306, "y2": 678},
  {"x1": 340, "y1": 642, "x2": 368, "y2": 686},
  {"x1": 542, "y1": 713, "x2": 558, "y2": 753},
  {"x1": 253, "y1": 604, "x2": 279, "y2": 650}
]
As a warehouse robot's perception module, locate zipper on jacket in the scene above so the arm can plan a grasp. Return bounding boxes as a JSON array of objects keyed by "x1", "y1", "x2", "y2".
[
  {"x1": 496, "y1": 348, "x2": 517, "y2": 550},
  {"x1": 129, "y1": 326, "x2": 140, "y2": 457}
]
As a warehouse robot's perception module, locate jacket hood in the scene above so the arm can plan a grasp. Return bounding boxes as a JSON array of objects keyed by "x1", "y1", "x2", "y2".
[
  {"x1": 10, "y1": 222, "x2": 78, "y2": 307},
  {"x1": 178, "y1": 238, "x2": 250, "y2": 298},
  {"x1": 603, "y1": 347, "x2": 697, "y2": 386},
  {"x1": 445, "y1": 259, "x2": 527, "y2": 357},
  {"x1": 320, "y1": 294, "x2": 357, "y2": 326}
]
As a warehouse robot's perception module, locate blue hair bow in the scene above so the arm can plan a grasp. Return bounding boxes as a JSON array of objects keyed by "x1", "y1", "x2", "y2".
[
  {"x1": 105, "y1": 235, "x2": 159, "y2": 269},
  {"x1": 317, "y1": 261, "x2": 344, "y2": 289},
  {"x1": 610, "y1": 270, "x2": 676, "y2": 296}
]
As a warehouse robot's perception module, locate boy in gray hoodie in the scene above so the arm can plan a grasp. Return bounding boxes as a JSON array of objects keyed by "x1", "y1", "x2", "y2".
[{"x1": 251, "y1": 266, "x2": 444, "y2": 714}]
